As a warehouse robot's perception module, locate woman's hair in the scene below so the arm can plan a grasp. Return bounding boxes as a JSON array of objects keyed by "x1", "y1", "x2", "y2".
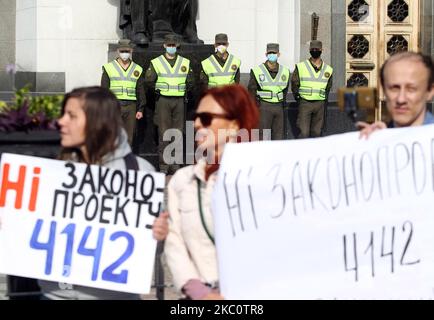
[
  {"x1": 199, "y1": 85, "x2": 260, "y2": 179},
  {"x1": 200, "y1": 84, "x2": 260, "y2": 138},
  {"x1": 59, "y1": 86, "x2": 122, "y2": 164}
]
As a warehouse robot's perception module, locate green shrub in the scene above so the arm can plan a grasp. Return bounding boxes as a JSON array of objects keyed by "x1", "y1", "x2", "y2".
[{"x1": 0, "y1": 85, "x2": 63, "y2": 132}]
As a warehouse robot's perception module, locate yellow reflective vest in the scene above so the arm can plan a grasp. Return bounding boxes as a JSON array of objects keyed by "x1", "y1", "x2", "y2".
[
  {"x1": 151, "y1": 55, "x2": 190, "y2": 97},
  {"x1": 252, "y1": 63, "x2": 290, "y2": 104},
  {"x1": 296, "y1": 60, "x2": 333, "y2": 101},
  {"x1": 103, "y1": 60, "x2": 143, "y2": 101},
  {"x1": 201, "y1": 54, "x2": 241, "y2": 87}
]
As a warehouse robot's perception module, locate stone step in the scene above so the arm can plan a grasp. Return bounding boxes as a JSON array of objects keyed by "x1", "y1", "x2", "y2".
[{"x1": 0, "y1": 274, "x2": 7, "y2": 300}]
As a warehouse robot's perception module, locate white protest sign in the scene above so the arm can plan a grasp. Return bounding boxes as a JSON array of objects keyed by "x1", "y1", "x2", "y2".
[
  {"x1": 0, "y1": 153, "x2": 164, "y2": 294},
  {"x1": 213, "y1": 125, "x2": 434, "y2": 299}
]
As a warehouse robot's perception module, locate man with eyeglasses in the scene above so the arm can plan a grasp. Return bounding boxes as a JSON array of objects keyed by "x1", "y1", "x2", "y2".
[
  {"x1": 145, "y1": 34, "x2": 194, "y2": 175},
  {"x1": 101, "y1": 39, "x2": 146, "y2": 146},
  {"x1": 200, "y1": 33, "x2": 241, "y2": 91},
  {"x1": 291, "y1": 40, "x2": 333, "y2": 139},
  {"x1": 248, "y1": 43, "x2": 290, "y2": 140}
]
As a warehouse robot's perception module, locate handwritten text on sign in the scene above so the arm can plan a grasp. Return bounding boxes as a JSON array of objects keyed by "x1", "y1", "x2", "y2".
[
  {"x1": 213, "y1": 125, "x2": 434, "y2": 299},
  {"x1": 0, "y1": 154, "x2": 164, "y2": 294}
]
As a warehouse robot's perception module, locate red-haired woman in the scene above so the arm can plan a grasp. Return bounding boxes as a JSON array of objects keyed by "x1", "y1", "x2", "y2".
[{"x1": 165, "y1": 84, "x2": 259, "y2": 300}]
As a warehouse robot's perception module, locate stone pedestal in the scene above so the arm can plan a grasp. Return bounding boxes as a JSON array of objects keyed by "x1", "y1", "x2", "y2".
[{"x1": 0, "y1": 131, "x2": 60, "y2": 159}]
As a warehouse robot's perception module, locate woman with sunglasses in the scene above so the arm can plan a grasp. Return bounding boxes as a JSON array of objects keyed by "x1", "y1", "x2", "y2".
[
  {"x1": 37, "y1": 86, "x2": 169, "y2": 300},
  {"x1": 164, "y1": 85, "x2": 259, "y2": 300}
]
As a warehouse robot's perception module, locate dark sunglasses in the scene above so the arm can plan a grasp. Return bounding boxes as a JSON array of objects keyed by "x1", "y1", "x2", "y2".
[
  {"x1": 119, "y1": 50, "x2": 131, "y2": 53},
  {"x1": 194, "y1": 112, "x2": 232, "y2": 127}
]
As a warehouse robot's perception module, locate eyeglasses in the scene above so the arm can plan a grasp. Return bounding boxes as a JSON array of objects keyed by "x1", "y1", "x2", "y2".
[
  {"x1": 193, "y1": 112, "x2": 232, "y2": 127},
  {"x1": 119, "y1": 50, "x2": 131, "y2": 53}
]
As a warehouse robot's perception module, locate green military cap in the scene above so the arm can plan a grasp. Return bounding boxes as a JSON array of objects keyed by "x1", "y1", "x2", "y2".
[
  {"x1": 310, "y1": 40, "x2": 323, "y2": 50},
  {"x1": 118, "y1": 39, "x2": 133, "y2": 50},
  {"x1": 164, "y1": 34, "x2": 180, "y2": 46},
  {"x1": 215, "y1": 33, "x2": 228, "y2": 44},
  {"x1": 266, "y1": 43, "x2": 280, "y2": 53}
]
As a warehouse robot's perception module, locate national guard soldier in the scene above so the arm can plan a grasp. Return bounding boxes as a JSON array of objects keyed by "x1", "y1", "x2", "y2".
[
  {"x1": 248, "y1": 43, "x2": 290, "y2": 140},
  {"x1": 101, "y1": 39, "x2": 145, "y2": 146},
  {"x1": 145, "y1": 34, "x2": 194, "y2": 174},
  {"x1": 200, "y1": 33, "x2": 241, "y2": 90},
  {"x1": 291, "y1": 40, "x2": 333, "y2": 138}
]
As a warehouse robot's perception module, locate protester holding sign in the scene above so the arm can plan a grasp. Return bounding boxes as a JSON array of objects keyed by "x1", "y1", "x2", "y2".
[
  {"x1": 358, "y1": 52, "x2": 434, "y2": 136},
  {"x1": 164, "y1": 85, "x2": 259, "y2": 300},
  {"x1": 36, "y1": 86, "x2": 169, "y2": 299}
]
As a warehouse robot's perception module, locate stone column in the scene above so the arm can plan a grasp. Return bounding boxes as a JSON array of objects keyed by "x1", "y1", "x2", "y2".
[
  {"x1": 15, "y1": 0, "x2": 120, "y2": 92},
  {"x1": 420, "y1": 0, "x2": 433, "y2": 56},
  {"x1": 299, "y1": 1, "x2": 332, "y2": 64},
  {"x1": 0, "y1": 0, "x2": 16, "y2": 91},
  {"x1": 331, "y1": 0, "x2": 346, "y2": 93}
]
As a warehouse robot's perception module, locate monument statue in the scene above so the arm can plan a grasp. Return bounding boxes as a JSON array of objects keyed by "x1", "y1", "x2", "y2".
[
  {"x1": 119, "y1": 0, "x2": 151, "y2": 45},
  {"x1": 152, "y1": 0, "x2": 203, "y2": 44},
  {"x1": 119, "y1": 0, "x2": 202, "y2": 45}
]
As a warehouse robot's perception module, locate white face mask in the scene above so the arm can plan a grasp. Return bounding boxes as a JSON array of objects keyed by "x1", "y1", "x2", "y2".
[
  {"x1": 217, "y1": 45, "x2": 227, "y2": 54},
  {"x1": 119, "y1": 52, "x2": 131, "y2": 61}
]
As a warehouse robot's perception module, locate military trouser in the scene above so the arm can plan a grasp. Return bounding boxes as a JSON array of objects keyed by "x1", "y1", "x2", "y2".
[
  {"x1": 259, "y1": 101, "x2": 284, "y2": 140},
  {"x1": 120, "y1": 102, "x2": 137, "y2": 146},
  {"x1": 154, "y1": 95, "x2": 185, "y2": 174},
  {"x1": 296, "y1": 100, "x2": 325, "y2": 138}
]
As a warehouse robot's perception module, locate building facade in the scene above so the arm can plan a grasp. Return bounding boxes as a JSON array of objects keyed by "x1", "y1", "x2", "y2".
[{"x1": 0, "y1": 0, "x2": 433, "y2": 99}]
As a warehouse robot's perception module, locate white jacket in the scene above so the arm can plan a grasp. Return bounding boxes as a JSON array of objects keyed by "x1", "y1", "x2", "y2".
[{"x1": 165, "y1": 159, "x2": 219, "y2": 292}]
